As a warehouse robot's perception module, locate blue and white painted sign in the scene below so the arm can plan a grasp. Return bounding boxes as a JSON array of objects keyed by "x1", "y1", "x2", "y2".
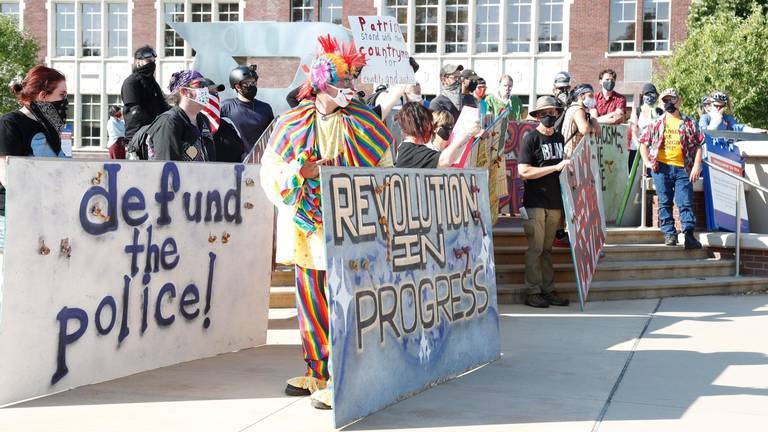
[
  {"x1": 702, "y1": 135, "x2": 749, "y2": 232},
  {"x1": 320, "y1": 167, "x2": 500, "y2": 427}
]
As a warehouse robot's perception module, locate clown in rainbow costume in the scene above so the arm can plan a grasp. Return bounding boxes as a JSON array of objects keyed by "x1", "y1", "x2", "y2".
[{"x1": 260, "y1": 34, "x2": 394, "y2": 410}]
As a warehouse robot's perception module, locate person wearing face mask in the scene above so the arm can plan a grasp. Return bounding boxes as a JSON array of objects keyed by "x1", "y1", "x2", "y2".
[
  {"x1": 552, "y1": 71, "x2": 571, "y2": 108},
  {"x1": 429, "y1": 64, "x2": 464, "y2": 120},
  {"x1": 459, "y1": 69, "x2": 480, "y2": 109},
  {"x1": 518, "y1": 96, "x2": 572, "y2": 308},
  {"x1": 639, "y1": 88, "x2": 704, "y2": 249},
  {"x1": 220, "y1": 64, "x2": 275, "y2": 156},
  {"x1": 141, "y1": 71, "x2": 224, "y2": 161},
  {"x1": 486, "y1": 74, "x2": 523, "y2": 120},
  {"x1": 591, "y1": 69, "x2": 626, "y2": 125},
  {"x1": 561, "y1": 84, "x2": 601, "y2": 155},
  {"x1": 429, "y1": 109, "x2": 455, "y2": 151},
  {"x1": 259, "y1": 34, "x2": 394, "y2": 411},
  {"x1": 628, "y1": 83, "x2": 662, "y2": 173},
  {"x1": 699, "y1": 91, "x2": 767, "y2": 133},
  {"x1": 474, "y1": 77, "x2": 489, "y2": 126},
  {"x1": 0, "y1": 65, "x2": 69, "y2": 246},
  {"x1": 121, "y1": 45, "x2": 170, "y2": 148},
  {"x1": 107, "y1": 105, "x2": 126, "y2": 159}
]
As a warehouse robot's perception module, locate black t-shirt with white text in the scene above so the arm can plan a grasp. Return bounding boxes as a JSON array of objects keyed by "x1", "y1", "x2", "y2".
[{"x1": 518, "y1": 129, "x2": 565, "y2": 209}]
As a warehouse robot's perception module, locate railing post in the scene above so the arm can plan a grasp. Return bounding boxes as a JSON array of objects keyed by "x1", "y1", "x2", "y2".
[
  {"x1": 735, "y1": 181, "x2": 743, "y2": 277},
  {"x1": 640, "y1": 158, "x2": 647, "y2": 228}
]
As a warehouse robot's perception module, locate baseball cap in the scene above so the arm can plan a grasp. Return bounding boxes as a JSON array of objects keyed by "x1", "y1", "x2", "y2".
[
  {"x1": 660, "y1": 88, "x2": 679, "y2": 101},
  {"x1": 554, "y1": 71, "x2": 571, "y2": 88},
  {"x1": 641, "y1": 83, "x2": 658, "y2": 95},
  {"x1": 460, "y1": 69, "x2": 479, "y2": 80},
  {"x1": 441, "y1": 64, "x2": 464, "y2": 76}
]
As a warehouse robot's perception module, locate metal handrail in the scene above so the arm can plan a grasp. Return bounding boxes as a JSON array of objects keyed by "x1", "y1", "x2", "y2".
[
  {"x1": 703, "y1": 159, "x2": 768, "y2": 194},
  {"x1": 242, "y1": 119, "x2": 277, "y2": 164}
]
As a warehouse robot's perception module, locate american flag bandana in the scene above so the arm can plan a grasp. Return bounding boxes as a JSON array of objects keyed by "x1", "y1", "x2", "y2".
[{"x1": 201, "y1": 92, "x2": 221, "y2": 134}]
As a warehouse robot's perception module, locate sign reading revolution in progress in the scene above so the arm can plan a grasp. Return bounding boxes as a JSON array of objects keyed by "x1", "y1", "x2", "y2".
[
  {"x1": 349, "y1": 15, "x2": 415, "y2": 85},
  {"x1": 0, "y1": 159, "x2": 274, "y2": 405},
  {"x1": 320, "y1": 167, "x2": 500, "y2": 427}
]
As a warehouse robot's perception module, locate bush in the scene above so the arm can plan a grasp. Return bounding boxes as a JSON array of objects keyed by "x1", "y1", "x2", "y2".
[{"x1": 0, "y1": 15, "x2": 39, "y2": 114}]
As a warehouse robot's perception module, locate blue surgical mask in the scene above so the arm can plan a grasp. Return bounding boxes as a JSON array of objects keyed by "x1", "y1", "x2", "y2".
[{"x1": 643, "y1": 94, "x2": 658, "y2": 106}]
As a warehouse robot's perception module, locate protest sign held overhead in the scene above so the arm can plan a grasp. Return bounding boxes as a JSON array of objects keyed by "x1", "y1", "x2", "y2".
[{"x1": 349, "y1": 16, "x2": 415, "y2": 85}]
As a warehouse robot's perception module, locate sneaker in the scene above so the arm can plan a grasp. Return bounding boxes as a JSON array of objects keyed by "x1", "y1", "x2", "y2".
[
  {"x1": 664, "y1": 234, "x2": 678, "y2": 246},
  {"x1": 684, "y1": 230, "x2": 702, "y2": 250},
  {"x1": 524, "y1": 293, "x2": 550, "y2": 308},
  {"x1": 285, "y1": 376, "x2": 327, "y2": 396},
  {"x1": 542, "y1": 291, "x2": 570, "y2": 307},
  {"x1": 553, "y1": 231, "x2": 570, "y2": 248},
  {"x1": 310, "y1": 388, "x2": 333, "y2": 410}
]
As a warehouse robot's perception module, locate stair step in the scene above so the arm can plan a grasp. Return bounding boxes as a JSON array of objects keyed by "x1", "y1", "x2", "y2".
[
  {"x1": 269, "y1": 286, "x2": 295, "y2": 308},
  {"x1": 497, "y1": 276, "x2": 768, "y2": 304},
  {"x1": 494, "y1": 243, "x2": 711, "y2": 264},
  {"x1": 271, "y1": 269, "x2": 294, "y2": 287},
  {"x1": 492, "y1": 227, "x2": 667, "y2": 247},
  {"x1": 495, "y1": 259, "x2": 735, "y2": 284}
]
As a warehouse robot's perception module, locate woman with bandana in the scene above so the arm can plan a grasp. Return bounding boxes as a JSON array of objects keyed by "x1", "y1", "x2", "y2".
[
  {"x1": 0, "y1": 65, "x2": 70, "y2": 246},
  {"x1": 260, "y1": 34, "x2": 394, "y2": 411}
]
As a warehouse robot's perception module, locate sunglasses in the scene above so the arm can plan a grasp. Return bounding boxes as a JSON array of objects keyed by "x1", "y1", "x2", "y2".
[{"x1": 713, "y1": 104, "x2": 725, "y2": 109}]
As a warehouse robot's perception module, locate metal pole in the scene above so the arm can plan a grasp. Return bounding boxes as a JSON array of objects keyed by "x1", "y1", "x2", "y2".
[
  {"x1": 640, "y1": 158, "x2": 647, "y2": 228},
  {"x1": 735, "y1": 181, "x2": 743, "y2": 277}
]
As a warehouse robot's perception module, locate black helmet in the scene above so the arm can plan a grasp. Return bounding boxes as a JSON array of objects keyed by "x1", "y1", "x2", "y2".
[
  {"x1": 134, "y1": 45, "x2": 157, "y2": 60},
  {"x1": 229, "y1": 65, "x2": 258, "y2": 88}
]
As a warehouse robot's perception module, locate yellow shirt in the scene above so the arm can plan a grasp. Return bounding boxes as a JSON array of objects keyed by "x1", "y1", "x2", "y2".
[{"x1": 657, "y1": 115, "x2": 684, "y2": 167}]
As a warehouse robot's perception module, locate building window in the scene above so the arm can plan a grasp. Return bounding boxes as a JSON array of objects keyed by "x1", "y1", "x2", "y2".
[
  {"x1": 191, "y1": 2, "x2": 211, "y2": 22},
  {"x1": 444, "y1": 0, "x2": 468, "y2": 54},
  {"x1": 384, "y1": 0, "x2": 408, "y2": 41},
  {"x1": 0, "y1": 2, "x2": 20, "y2": 22},
  {"x1": 319, "y1": 0, "x2": 342, "y2": 25},
  {"x1": 55, "y1": 3, "x2": 75, "y2": 57},
  {"x1": 80, "y1": 3, "x2": 101, "y2": 57},
  {"x1": 537, "y1": 0, "x2": 563, "y2": 53},
  {"x1": 476, "y1": 0, "x2": 500, "y2": 53},
  {"x1": 218, "y1": 3, "x2": 239, "y2": 21},
  {"x1": 506, "y1": 0, "x2": 531, "y2": 53},
  {"x1": 164, "y1": 3, "x2": 185, "y2": 57},
  {"x1": 80, "y1": 95, "x2": 101, "y2": 147},
  {"x1": 609, "y1": 0, "x2": 636, "y2": 52},
  {"x1": 414, "y1": 0, "x2": 438, "y2": 54},
  {"x1": 107, "y1": 3, "x2": 128, "y2": 57},
  {"x1": 643, "y1": 0, "x2": 669, "y2": 51},
  {"x1": 291, "y1": 0, "x2": 314, "y2": 22}
]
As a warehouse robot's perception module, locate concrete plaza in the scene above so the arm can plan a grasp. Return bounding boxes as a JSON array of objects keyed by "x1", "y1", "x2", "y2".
[{"x1": 2, "y1": 294, "x2": 767, "y2": 432}]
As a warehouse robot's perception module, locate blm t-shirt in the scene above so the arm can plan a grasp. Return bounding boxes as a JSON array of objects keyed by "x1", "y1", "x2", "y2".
[
  {"x1": 518, "y1": 129, "x2": 565, "y2": 209},
  {"x1": 395, "y1": 141, "x2": 439, "y2": 168}
]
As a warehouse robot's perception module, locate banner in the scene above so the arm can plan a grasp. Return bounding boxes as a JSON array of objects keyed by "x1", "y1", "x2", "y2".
[
  {"x1": 0, "y1": 159, "x2": 274, "y2": 405},
  {"x1": 591, "y1": 124, "x2": 629, "y2": 223},
  {"x1": 321, "y1": 167, "x2": 500, "y2": 427},
  {"x1": 702, "y1": 135, "x2": 749, "y2": 232},
  {"x1": 349, "y1": 16, "x2": 415, "y2": 85},
  {"x1": 500, "y1": 121, "x2": 536, "y2": 215},
  {"x1": 560, "y1": 139, "x2": 607, "y2": 309}
]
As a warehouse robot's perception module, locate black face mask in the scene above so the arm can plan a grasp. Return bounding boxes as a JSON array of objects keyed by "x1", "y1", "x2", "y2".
[
  {"x1": 436, "y1": 126, "x2": 451, "y2": 141},
  {"x1": 602, "y1": 80, "x2": 615, "y2": 91},
  {"x1": 239, "y1": 82, "x2": 258, "y2": 100},
  {"x1": 52, "y1": 98, "x2": 69, "y2": 122},
  {"x1": 135, "y1": 61, "x2": 156, "y2": 77},
  {"x1": 664, "y1": 102, "x2": 677, "y2": 113},
  {"x1": 466, "y1": 81, "x2": 478, "y2": 92},
  {"x1": 540, "y1": 115, "x2": 558, "y2": 128}
]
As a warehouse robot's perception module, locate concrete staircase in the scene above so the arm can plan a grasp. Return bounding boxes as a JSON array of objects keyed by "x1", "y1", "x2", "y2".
[{"x1": 268, "y1": 225, "x2": 768, "y2": 307}]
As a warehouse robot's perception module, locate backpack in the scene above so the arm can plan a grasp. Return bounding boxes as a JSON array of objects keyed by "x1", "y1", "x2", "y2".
[{"x1": 126, "y1": 123, "x2": 151, "y2": 160}]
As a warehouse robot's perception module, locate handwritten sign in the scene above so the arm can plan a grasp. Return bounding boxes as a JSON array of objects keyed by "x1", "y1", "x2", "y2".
[
  {"x1": 0, "y1": 159, "x2": 273, "y2": 405},
  {"x1": 559, "y1": 139, "x2": 607, "y2": 309},
  {"x1": 321, "y1": 167, "x2": 500, "y2": 427},
  {"x1": 591, "y1": 125, "x2": 629, "y2": 223},
  {"x1": 349, "y1": 16, "x2": 415, "y2": 85}
]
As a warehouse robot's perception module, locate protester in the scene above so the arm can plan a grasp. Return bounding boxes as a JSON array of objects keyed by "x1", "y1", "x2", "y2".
[
  {"x1": 697, "y1": 95, "x2": 712, "y2": 118},
  {"x1": 552, "y1": 71, "x2": 571, "y2": 108},
  {"x1": 699, "y1": 91, "x2": 767, "y2": 133},
  {"x1": 639, "y1": 88, "x2": 703, "y2": 249},
  {"x1": 429, "y1": 64, "x2": 464, "y2": 119},
  {"x1": 121, "y1": 45, "x2": 169, "y2": 147},
  {"x1": 403, "y1": 82, "x2": 427, "y2": 107},
  {"x1": 430, "y1": 109, "x2": 455, "y2": 151},
  {"x1": 395, "y1": 102, "x2": 478, "y2": 168},
  {"x1": 221, "y1": 64, "x2": 275, "y2": 155},
  {"x1": 475, "y1": 77, "x2": 489, "y2": 125},
  {"x1": 459, "y1": 69, "x2": 480, "y2": 109},
  {"x1": 0, "y1": 65, "x2": 69, "y2": 247},
  {"x1": 260, "y1": 34, "x2": 394, "y2": 411},
  {"x1": 139, "y1": 71, "x2": 222, "y2": 161},
  {"x1": 561, "y1": 84, "x2": 600, "y2": 153},
  {"x1": 107, "y1": 105, "x2": 126, "y2": 159},
  {"x1": 628, "y1": 83, "x2": 662, "y2": 172},
  {"x1": 486, "y1": 74, "x2": 523, "y2": 120},
  {"x1": 590, "y1": 69, "x2": 626, "y2": 125},
  {"x1": 518, "y1": 96, "x2": 572, "y2": 308}
]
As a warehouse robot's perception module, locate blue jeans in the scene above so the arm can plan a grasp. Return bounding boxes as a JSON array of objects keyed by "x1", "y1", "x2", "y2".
[{"x1": 651, "y1": 162, "x2": 695, "y2": 236}]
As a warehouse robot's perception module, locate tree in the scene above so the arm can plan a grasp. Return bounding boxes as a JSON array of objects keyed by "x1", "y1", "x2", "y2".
[
  {"x1": 0, "y1": 15, "x2": 39, "y2": 115},
  {"x1": 656, "y1": 7, "x2": 768, "y2": 128},
  {"x1": 688, "y1": 0, "x2": 768, "y2": 28}
]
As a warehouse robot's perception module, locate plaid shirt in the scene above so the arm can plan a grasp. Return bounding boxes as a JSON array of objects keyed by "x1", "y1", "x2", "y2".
[{"x1": 639, "y1": 112, "x2": 704, "y2": 174}]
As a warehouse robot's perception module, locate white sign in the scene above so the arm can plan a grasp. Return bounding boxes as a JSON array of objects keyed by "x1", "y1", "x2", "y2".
[
  {"x1": 708, "y1": 152, "x2": 749, "y2": 231},
  {"x1": 0, "y1": 159, "x2": 274, "y2": 405},
  {"x1": 349, "y1": 15, "x2": 415, "y2": 85}
]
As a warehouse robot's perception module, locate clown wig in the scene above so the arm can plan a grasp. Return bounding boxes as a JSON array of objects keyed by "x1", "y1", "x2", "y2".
[{"x1": 297, "y1": 34, "x2": 367, "y2": 101}]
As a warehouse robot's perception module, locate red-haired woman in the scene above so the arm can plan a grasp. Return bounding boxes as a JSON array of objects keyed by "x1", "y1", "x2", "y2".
[{"x1": 394, "y1": 102, "x2": 478, "y2": 168}]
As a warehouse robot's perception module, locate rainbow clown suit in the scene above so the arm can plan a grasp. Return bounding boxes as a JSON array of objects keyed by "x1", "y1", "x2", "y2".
[{"x1": 260, "y1": 34, "x2": 394, "y2": 410}]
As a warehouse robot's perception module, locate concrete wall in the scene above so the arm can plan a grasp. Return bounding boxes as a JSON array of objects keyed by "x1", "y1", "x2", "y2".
[{"x1": 740, "y1": 141, "x2": 768, "y2": 234}]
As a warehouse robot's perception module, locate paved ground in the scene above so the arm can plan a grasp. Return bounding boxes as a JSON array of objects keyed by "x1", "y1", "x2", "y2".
[{"x1": 1, "y1": 294, "x2": 767, "y2": 432}]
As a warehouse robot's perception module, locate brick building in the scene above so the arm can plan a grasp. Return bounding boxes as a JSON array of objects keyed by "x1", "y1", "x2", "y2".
[{"x1": 1, "y1": 0, "x2": 690, "y2": 153}]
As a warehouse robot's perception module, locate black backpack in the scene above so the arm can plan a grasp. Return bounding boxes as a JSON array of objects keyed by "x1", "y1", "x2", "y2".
[{"x1": 126, "y1": 123, "x2": 152, "y2": 160}]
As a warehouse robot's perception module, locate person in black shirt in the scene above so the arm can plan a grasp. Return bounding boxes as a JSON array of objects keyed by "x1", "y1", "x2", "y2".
[
  {"x1": 395, "y1": 102, "x2": 478, "y2": 168},
  {"x1": 221, "y1": 64, "x2": 274, "y2": 160},
  {"x1": 518, "y1": 96, "x2": 572, "y2": 308},
  {"x1": 121, "y1": 45, "x2": 169, "y2": 147}
]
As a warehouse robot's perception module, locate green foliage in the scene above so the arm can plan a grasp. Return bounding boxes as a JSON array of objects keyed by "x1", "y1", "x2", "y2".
[
  {"x1": 656, "y1": 7, "x2": 768, "y2": 128},
  {"x1": 688, "y1": 0, "x2": 768, "y2": 28},
  {"x1": 0, "y1": 15, "x2": 39, "y2": 115}
]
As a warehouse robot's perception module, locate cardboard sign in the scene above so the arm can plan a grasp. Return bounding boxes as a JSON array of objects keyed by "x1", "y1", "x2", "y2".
[
  {"x1": 0, "y1": 159, "x2": 273, "y2": 405},
  {"x1": 702, "y1": 135, "x2": 749, "y2": 232},
  {"x1": 591, "y1": 124, "x2": 629, "y2": 223},
  {"x1": 320, "y1": 167, "x2": 500, "y2": 427},
  {"x1": 349, "y1": 16, "x2": 415, "y2": 85},
  {"x1": 499, "y1": 121, "x2": 536, "y2": 215},
  {"x1": 560, "y1": 139, "x2": 607, "y2": 309}
]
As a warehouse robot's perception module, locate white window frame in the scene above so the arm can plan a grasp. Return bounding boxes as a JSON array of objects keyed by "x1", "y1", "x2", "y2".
[
  {"x1": 290, "y1": 0, "x2": 313, "y2": 22},
  {"x1": 444, "y1": 0, "x2": 468, "y2": 54},
  {"x1": 80, "y1": 2, "x2": 101, "y2": 57},
  {"x1": 413, "y1": 0, "x2": 438, "y2": 54},
  {"x1": 475, "y1": 0, "x2": 500, "y2": 54},
  {"x1": 383, "y1": 0, "x2": 408, "y2": 42},
  {"x1": 536, "y1": 0, "x2": 563, "y2": 53},
  {"x1": 319, "y1": 0, "x2": 341, "y2": 25},
  {"x1": 54, "y1": 2, "x2": 76, "y2": 57},
  {"x1": 608, "y1": 0, "x2": 636, "y2": 53},
  {"x1": 107, "y1": 2, "x2": 128, "y2": 57},
  {"x1": 642, "y1": 0, "x2": 670, "y2": 52},
  {"x1": 0, "y1": 1, "x2": 23, "y2": 28},
  {"x1": 79, "y1": 94, "x2": 101, "y2": 147},
  {"x1": 505, "y1": 0, "x2": 531, "y2": 53},
  {"x1": 217, "y1": 2, "x2": 238, "y2": 21}
]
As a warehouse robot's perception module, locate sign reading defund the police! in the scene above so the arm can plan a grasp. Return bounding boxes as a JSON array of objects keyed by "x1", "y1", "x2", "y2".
[
  {"x1": 320, "y1": 167, "x2": 500, "y2": 427},
  {"x1": 0, "y1": 159, "x2": 273, "y2": 405}
]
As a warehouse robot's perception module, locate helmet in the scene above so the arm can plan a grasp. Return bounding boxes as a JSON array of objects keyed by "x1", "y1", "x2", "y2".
[
  {"x1": 134, "y1": 45, "x2": 157, "y2": 60},
  {"x1": 554, "y1": 71, "x2": 571, "y2": 88},
  {"x1": 229, "y1": 65, "x2": 258, "y2": 88},
  {"x1": 710, "y1": 91, "x2": 729, "y2": 104},
  {"x1": 700, "y1": 95, "x2": 713, "y2": 107}
]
